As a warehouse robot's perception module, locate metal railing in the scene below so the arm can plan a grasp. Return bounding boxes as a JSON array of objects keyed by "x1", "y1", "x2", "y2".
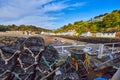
[
  {"x1": 54, "y1": 42, "x2": 120, "y2": 58},
  {"x1": 54, "y1": 44, "x2": 85, "y2": 54}
]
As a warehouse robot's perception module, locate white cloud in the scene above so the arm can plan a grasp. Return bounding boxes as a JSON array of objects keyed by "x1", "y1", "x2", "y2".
[
  {"x1": 0, "y1": 0, "x2": 86, "y2": 29},
  {"x1": 0, "y1": 0, "x2": 52, "y2": 18},
  {"x1": 70, "y1": 2, "x2": 86, "y2": 7},
  {"x1": 1, "y1": 15, "x2": 58, "y2": 29}
]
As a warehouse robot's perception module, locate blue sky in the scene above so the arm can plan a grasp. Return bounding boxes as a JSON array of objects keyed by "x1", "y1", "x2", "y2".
[{"x1": 0, "y1": 0, "x2": 120, "y2": 29}]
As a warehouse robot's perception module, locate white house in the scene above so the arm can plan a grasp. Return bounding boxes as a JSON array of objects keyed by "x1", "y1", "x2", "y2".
[
  {"x1": 81, "y1": 32, "x2": 116, "y2": 38},
  {"x1": 81, "y1": 31, "x2": 91, "y2": 37},
  {"x1": 56, "y1": 30, "x2": 76, "y2": 36},
  {"x1": 41, "y1": 32, "x2": 56, "y2": 35},
  {"x1": 98, "y1": 32, "x2": 116, "y2": 38}
]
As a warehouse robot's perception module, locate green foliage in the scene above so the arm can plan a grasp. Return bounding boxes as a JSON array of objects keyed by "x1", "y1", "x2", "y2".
[
  {"x1": 0, "y1": 25, "x2": 10, "y2": 31},
  {"x1": 54, "y1": 10, "x2": 120, "y2": 35},
  {"x1": 94, "y1": 13, "x2": 108, "y2": 19},
  {"x1": 0, "y1": 10, "x2": 120, "y2": 35},
  {"x1": 103, "y1": 10, "x2": 120, "y2": 28},
  {"x1": 0, "y1": 24, "x2": 51, "y2": 32}
]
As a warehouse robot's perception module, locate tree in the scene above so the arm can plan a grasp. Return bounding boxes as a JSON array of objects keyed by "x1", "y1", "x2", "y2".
[{"x1": 103, "y1": 10, "x2": 120, "y2": 28}]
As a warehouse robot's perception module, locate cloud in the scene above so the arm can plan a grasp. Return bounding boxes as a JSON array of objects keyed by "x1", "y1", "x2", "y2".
[
  {"x1": 70, "y1": 2, "x2": 86, "y2": 7},
  {"x1": 41, "y1": 2, "x2": 67, "y2": 12},
  {"x1": 0, "y1": 0, "x2": 86, "y2": 29}
]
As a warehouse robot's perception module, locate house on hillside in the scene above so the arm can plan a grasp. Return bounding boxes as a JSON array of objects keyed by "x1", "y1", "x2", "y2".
[
  {"x1": 81, "y1": 32, "x2": 116, "y2": 38},
  {"x1": 90, "y1": 17, "x2": 103, "y2": 22}
]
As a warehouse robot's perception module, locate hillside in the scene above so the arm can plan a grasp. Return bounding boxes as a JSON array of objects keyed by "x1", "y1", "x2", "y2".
[
  {"x1": 1, "y1": 10, "x2": 120, "y2": 36},
  {"x1": 0, "y1": 24, "x2": 52, "y2": 33},
  {"x1": 54, "y1": 10, "x2": 120, "y2": 36}
]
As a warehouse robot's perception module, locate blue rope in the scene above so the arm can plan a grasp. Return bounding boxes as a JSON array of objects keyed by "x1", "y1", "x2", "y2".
[
  {"x1": 42, "y1": 56, "x2": 50, "y2": 67},
  {"x1": 65, "y1": 57, "x2": 73, "y2": 67},
  {"x1": 12, "y1": 71, "x2": 33, "y2": 80},
  {"x1": 25, "y1": 71, "x2": 33, "y2": 80},
  {"x1": 42, "y1": 56, "x2": 58, "y2": 69},
  {"x1": 12, "y1": 72, "x2": 22, "y2": 80}
]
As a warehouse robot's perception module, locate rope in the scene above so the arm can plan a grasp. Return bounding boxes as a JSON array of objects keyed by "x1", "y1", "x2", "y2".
[
  {"x1": 22, "y1": 37, "x2": 44, "y2": 58},
  {"x1": 42, "y1": 56, "x2": 58, "y2": 70},
  {"x1": 83, "y1": 52, "x2": 91, "y2": 70},
  {"x1": 12, "y1": 71, "x2": 34, "y2": 80},
  {"x1": 0, "y1": 70, "x2": 11, "y2": 77},
  {"x1": 23, "y1": 44, "x2": 44, "y2": 61},
  {"x1": 17, "y1": 57, "x2": 37, "y2": 73},
  {"x1": 12, "y1": 72, "x2": 22, "y2": 80},
  {"x1": 40, "y1": 68, "x2": 59, "y2": 80},
  {"x1": 24, "y1": 71, "x2": 34, "y2": 80},
  {"x1": 0, "y1": 37, "x2": 59, "y2": 80},
  {"x1": 17, "y1": 45, "x2": 44, "y2": 72},
  {"x1": 60, "y1": 56, "x2": 77, "y2": 72},
  {"x1": 36, "y1": 66, "x2": 45, "y2": 74},
  {"x1": 66, "y1": 56, "x2": 76, "y2": 69},
  {"x1": 70, "y1": 57, "x2": 78, "y2": 71},
  {"x1": 0, "y1": 49, "x2": 20, "y2": 64},
  {"x1": 23, "y1": 47, "x2": 34, "y2": 57}
]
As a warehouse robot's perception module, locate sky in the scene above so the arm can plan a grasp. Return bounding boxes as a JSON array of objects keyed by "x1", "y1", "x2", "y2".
[{"x1": 0, "y1": 0, "x2": 120, "y2": 29}]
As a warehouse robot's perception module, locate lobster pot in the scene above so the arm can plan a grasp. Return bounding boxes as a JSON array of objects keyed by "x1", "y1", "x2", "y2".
[
  {"x1": 71, "y1": 49, "x2": 85, "y2": 62},
  {"x1": 0, "y1": 36, "x2": 59, "y2": 80},
  {"x1": 0, "y1": 47, "x2": 20, "y2": 79},
  {"x1": 39, "y1": 45, "x2": 59, "y2": 68},
  {"x1": 77, "y1": 60, "x2": 88, "y2": 76}
]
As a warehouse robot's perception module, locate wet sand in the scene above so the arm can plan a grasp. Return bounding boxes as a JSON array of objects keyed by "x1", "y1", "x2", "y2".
[{"x1": 0, "y1": 33, "x2": 87, "y2": 45}]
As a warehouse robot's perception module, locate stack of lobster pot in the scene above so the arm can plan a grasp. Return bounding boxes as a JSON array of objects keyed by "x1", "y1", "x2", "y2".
[
  {"x1": 0, "y1": 36, "x2": 59, "y2": 80},
  {"x1": 0, "y1": 37, "x2": 21, "y2": 80},
  {"x1": 53, "y1": 49, "x2": 88, "y2": 80}
]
